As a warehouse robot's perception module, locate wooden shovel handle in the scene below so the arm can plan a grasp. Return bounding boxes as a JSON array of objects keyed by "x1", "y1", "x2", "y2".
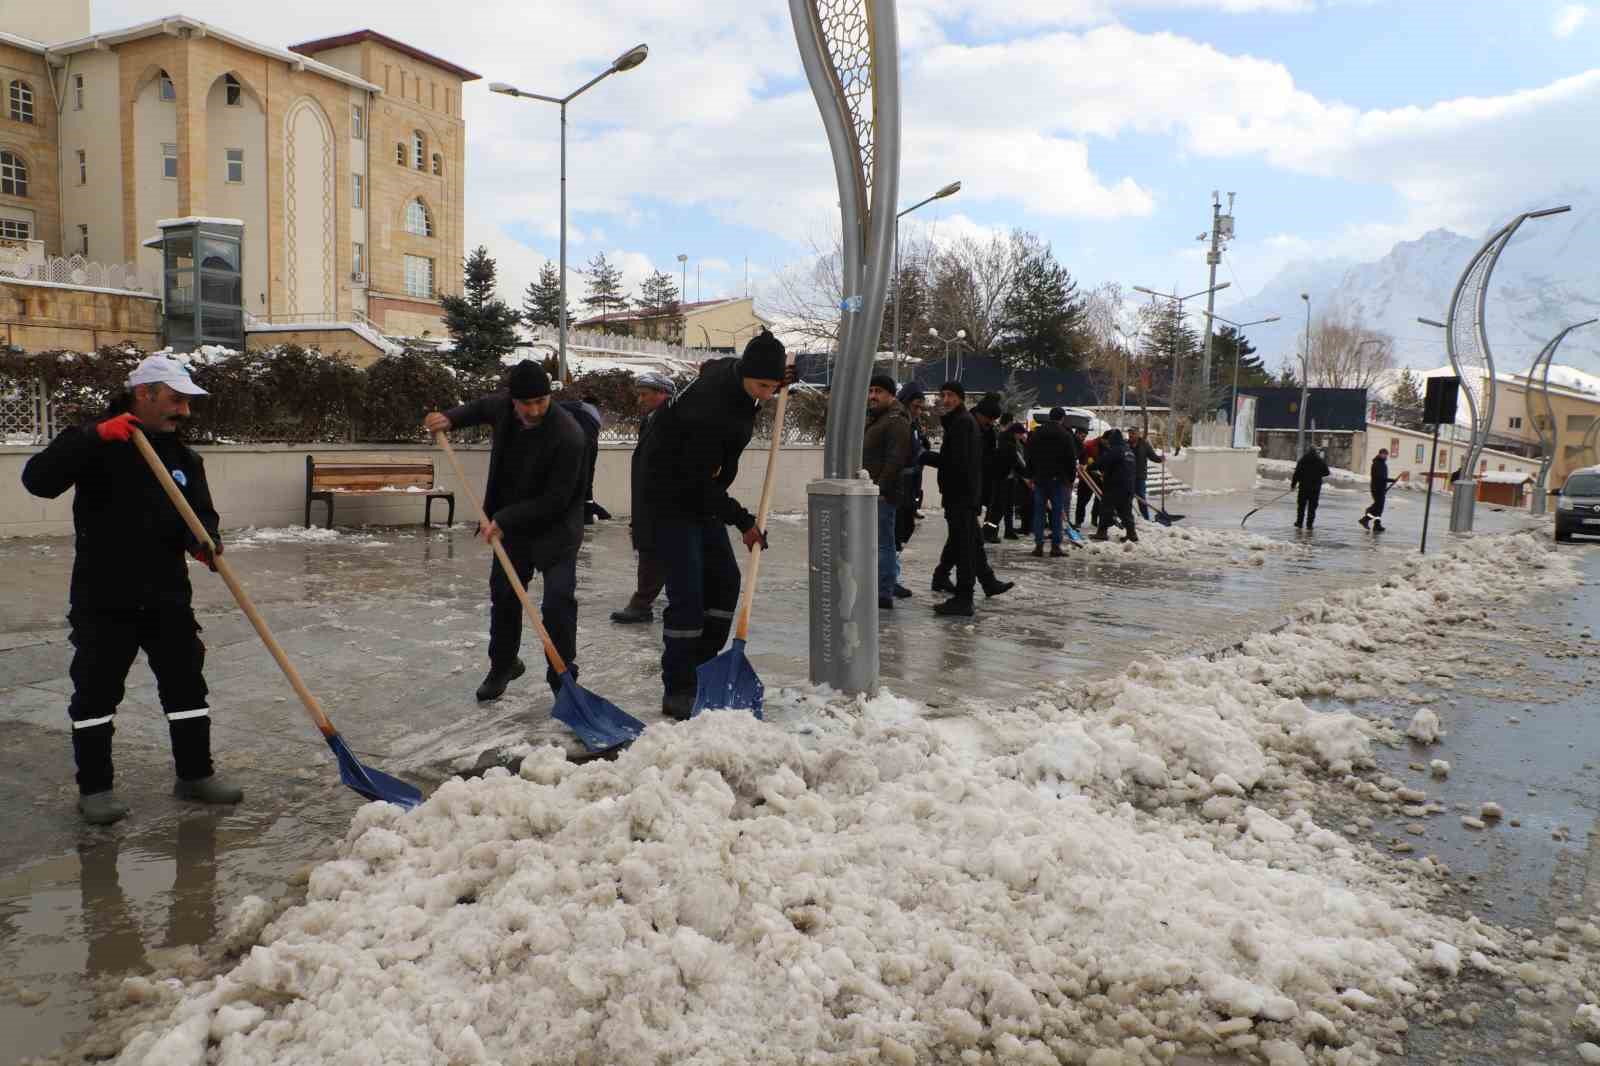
[
  {"x1": 432, "y1": 432, "x2": 566, "y2": 674},
  {"x1": 733, "y1": 366, "x2": 792, "y2": 642},
  {"x1": 130, "y1": 427, "x2": 337, "y2": 738}
]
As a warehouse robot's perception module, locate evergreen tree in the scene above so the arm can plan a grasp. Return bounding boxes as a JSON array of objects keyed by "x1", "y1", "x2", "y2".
[
  {"x1": 993, "y1": 244, "x2": 1085, "y2": 371},
  {"x1": 1392, "y1": 366, "x2": 1424, "y2": 409},
  {"x1": 878, "y1": 257, "x2": 931, "y2": 359},
  {"x1": 1208, "y1": 326, "x2": 1272, "y2": 394},
  {"x1": 1140, "y1": 301, "x2": 1200, "y2": 407},
  {"x1": 634, "y1": 268, "x2": 684, "y2": 343},
  {"x1": 440, "y1": 245, "x2": 522, "y2": 374},
  {"x1": 1274, "y1": 362, "x2": 1301, "y2": 388},
  {"x1": 581, "y1": 252, "x2": 629, "y2": 333},
  {"x1": 522, "y1": 261, "x2": 569, "y2": 329}
]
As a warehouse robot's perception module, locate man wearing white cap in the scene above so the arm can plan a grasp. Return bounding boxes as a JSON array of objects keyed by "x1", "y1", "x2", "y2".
[{"x1": 22, "y1": 355, "x2": 243, "y2": 825}]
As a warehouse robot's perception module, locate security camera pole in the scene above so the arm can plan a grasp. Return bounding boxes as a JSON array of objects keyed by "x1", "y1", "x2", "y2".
[{"x1": 790, "y1": 0, "x2": 901, "y2": 694}]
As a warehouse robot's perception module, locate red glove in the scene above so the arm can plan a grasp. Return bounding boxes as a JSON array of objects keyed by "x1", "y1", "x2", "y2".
[
  {"x1": 189, "y1": 542, "x2": 221, "y2": 572},
  {"x1": 741, "y1": 526, "x2": 769, "y2": 552},
  {"x1": 96, "y1": 413, "x2": 141, "y2": 443}
]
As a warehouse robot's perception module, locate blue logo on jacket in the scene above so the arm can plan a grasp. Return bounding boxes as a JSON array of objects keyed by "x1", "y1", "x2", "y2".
[{"x1": 171, "y1": 469, "x2": 187, "y2": 487}]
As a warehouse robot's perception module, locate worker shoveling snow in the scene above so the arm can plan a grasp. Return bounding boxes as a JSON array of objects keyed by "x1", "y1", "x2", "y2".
[{"x1": 97, "y1": 531, "x2": 1586, "y2": 1066}]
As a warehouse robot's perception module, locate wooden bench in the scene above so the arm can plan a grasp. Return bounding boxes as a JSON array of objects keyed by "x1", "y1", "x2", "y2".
[{"x1": 305, "y1": 454, "x2": 455, "y2": 529}]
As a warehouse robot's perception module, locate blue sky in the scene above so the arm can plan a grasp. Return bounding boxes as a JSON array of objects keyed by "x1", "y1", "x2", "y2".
[{"x1": 92, "y1": 0, "x2": 1600, "y2": 330}]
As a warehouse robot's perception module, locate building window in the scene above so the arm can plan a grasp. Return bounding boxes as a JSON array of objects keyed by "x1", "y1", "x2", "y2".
[
  {"x1": 162, "y1": 143, "x2": 178, "y2": 180},
  {"x1": 404, "y1": 198, "x2": 432, "y2": 237},
  {"x1": 404, "y1": 254, "x2": 433, "y2": 298},
  {"x1": 73, "y1": 74, "x2": 85, "y2": 110},
  {"x1": 158, "y1": 72, "x2": 176, "y2": 102},
  {"x1": 352, "y1": 242, "x2": 364, "y2": 278},
  {"x1": 78, "y1": 224, "x2": 88, "y2": 256},
  {"x1": 1415, "y1": 444, "x2": 1424, "y2": 463},
  {"x1": 8, "y1": 81, "x2": 33, "y2": 124},
  {"x1": 225, "y1": 148, "x2": 244, "y2": 184},
  {"x1": 1390, "y1": 437, "x2": 1399, "y2": 456},
  {"x1": 352, "y1": 172, "x2": 363, "y2": 208},
  {"x1": 223, "y1": 74, "x2": 242, "y2": 106},
  {"x1": 76, "y1": 149, "x2": 87, "y2": 184},
  {"x1": 395, "y1": 141, "x2": 405, "y2": 166},
  {"x1": 1508, "y1": 415, "x2": 1523, "y2": 429},
  {"x1": 0, "y1": 151, "x2": 28, "y2": 197},
  {"x1": 431, "y1": 152, "x2": 442, "y2": 177},
  {"x1": 412, "y1": 131, "x2": 425, "y2": 171},
  {"x1": 351, "y1": 105, "x2": 364, "y2": 140},
  {"x1": 0, "y1": 218, "x2": 29, "y2": 240}
]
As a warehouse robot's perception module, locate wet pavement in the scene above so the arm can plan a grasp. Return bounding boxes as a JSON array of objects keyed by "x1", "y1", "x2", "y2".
[{"x1": 0, "y1": 477, "x2": 1566, "y2": 1063}]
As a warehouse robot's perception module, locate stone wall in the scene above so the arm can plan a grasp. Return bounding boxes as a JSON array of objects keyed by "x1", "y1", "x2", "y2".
[
  {"x1": 242, "y1": 325, "x2": 387, "y2": 366},
  {"x1": 0, "y1": 276, "x2": 161, "y2": 350}
]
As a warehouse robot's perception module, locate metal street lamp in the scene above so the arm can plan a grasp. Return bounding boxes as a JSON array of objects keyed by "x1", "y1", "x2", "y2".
[
  {"x1": 1132, "y1": 282, "x2": 1230, "y2": 427},
  {"x1": 892, "y1": 181, "x2": 960, "y2": 383},
  {"x1": 929, "y1": 326, "x2": 966, "y2": 381},
  {"x1": 489, "y1": 43, "x2": 649, "y2": 382},
  {"x1": 1297, "y1": 293, "x2": 1312, "y2": 455},
  {"x1": 1201, "y1": 309, "x2": 1281, "y2": 429}
]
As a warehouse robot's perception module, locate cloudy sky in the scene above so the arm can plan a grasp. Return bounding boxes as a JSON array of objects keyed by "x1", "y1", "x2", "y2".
[{"x1": 98, "y1": 0, "x2": 1600, "y2": 321}]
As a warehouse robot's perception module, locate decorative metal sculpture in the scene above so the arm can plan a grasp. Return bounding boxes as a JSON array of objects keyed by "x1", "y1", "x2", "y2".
[
  {"x1": 790, "y1": 0, "x2": 900, "y2": 694},
  {"x1": 1442, "y1": 205, "x2": 1569, "y2": 531},
  {"x1": 1526, "y1": 319, "x2": 1596, "y2": 514}
]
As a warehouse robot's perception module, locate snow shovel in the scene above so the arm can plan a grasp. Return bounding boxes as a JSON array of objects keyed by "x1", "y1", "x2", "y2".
[
  {"x1": 1135, "y1": 494, "x2": 1184, "y2": 527},
  {"x1": 131, "y1": 428, "x2": 422, "y2": 810},
  {"x1": 1241, "y1": 486, "x2": 1294, "y2": 527},
  {"x1": 433, "y1": 433, "x2": 643, "y2": 753},
  {"x1": 693, "y1": 367, "x2": 793, "y2": 718},
  {"x1": 1077, "y1": 467, "x2": 1124, "y2": 531}
]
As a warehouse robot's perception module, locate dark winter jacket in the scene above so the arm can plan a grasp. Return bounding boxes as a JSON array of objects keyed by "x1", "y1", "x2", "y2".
[
  {"x1": 897, "y1": 420, "x2": 929, "y2": 513},
  {"x1": 443, "y1": 392, "x2": 588, "y2": 569},
  {"x1": 1130, "y1": 437, "x2": 1163, "y2": 482},
  {"x1": 1024, "y1": 420, "x2": 1074, "y2": 482},
  {"x1": 1292, "y1": 450, "x2": 1331, "y2": 494},
  {"x1": 629, "y1": 406, "x2": 662, "y2": 550},
  {"x1": 924, "y1": 404, "x2": 984, "y2": 508},
  {"x1": 977, "y1": 421, "x2": 1000, "y2": 502},
  {"x1": 637, "y1": 356, "x2": 759, "y2": 535},
  {"x1": 1370, "y1": 456, "x2": 1391, "y2": 499},
  {"x1": 22, "y1": 418, "x2": 221, "y2": 609},
  {"x1": 863, "y1": 401, "x2": 912, "y2": 499},
  {"x1": 1096, "y1": 430, "x2": 1136, "y2": 498}
]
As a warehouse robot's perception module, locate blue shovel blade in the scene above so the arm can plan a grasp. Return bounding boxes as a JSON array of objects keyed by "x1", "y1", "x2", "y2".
[
  {"x1": 324, "y1": 732, "x2": 423, "y2": 810},
  {"x1": 692, "y1": 639, "x2": 764, "y2": 719},
  {"x1": 551, "y1": 671, "x2": 645, "y2": 752}
]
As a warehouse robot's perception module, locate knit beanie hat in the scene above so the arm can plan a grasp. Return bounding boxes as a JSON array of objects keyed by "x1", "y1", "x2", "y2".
[
  {"x1": 1048, "y1": 407, "x2": 1065, "y2": 421},
  {"x1": 897, "y1": 383, "x2": 925, "y2": 406},
  {"x1": 869, "y1": 373, "x2": 898, "y2": 395},
  {"x1": 507, "y1": 360, "x2": 551, "y2": 400},
  {"x1": 739, "y1": 329, "x2": 787, "y2": 380},
  {"x1": 974, "y1": 394, "x2": 1003, "y2": 419},
  {"x1": 940, "y1": 380, "x2": 965, "y2": 399}
]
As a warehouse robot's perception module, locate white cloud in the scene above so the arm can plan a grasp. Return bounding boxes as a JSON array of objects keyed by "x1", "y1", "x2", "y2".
[{"x1": 1554, "y1": 4, "x2": 1591, "y2": 37}]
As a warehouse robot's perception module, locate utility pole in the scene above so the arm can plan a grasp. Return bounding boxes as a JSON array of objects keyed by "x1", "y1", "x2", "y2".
[{"x1": 1199, "y1": 191, "x2": 1235, "y2": 422}]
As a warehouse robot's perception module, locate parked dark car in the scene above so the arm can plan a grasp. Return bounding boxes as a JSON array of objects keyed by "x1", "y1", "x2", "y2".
[{"x1": 1553, "y1": 466, "x2": 1600, "y2": 542}]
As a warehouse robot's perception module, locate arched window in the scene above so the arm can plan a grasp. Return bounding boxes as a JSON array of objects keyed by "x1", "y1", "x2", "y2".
[
  {"x1": 395, "y1": 141, "x2": 405, "y2": 166},
  {"x1": 404, "y1": 199, "x2": 432, "y2": 237},
  {"x1": 0, "y1": 151, "x2": 28, "y2": 197},
  {"x1": 8, "y1": 81, "x2": 33, "y2": 124},
  {"x1": 431, "y1": 152, "x2": 442, "y2": 177},
  {"x1": 411, "y1": 130, "x2": 425, "y2": 171},
  {"x1": 157, "y1": 70, "x2": 175, "y2": 102},
  {"x1": 223, "y1": 74, "x2": 241, "y2": 106}
]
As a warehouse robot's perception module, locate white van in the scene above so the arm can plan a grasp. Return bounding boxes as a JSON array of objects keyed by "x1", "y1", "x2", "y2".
[{"x1": 1025, "y1": 406, "x2": 1109, "y2": 435}]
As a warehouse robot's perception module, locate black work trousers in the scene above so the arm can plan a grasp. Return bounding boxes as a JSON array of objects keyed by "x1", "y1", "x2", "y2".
[
  {"x1": 488, "y1": 538, "x2": 578, "y2": 695},
  {"x1": 1075, "y1": 477, "x2": 1102, "y2": 528},
  {"x1": 1097, "y1": 492, "x2": 1138, "y2": 540},
  {"x1": 935, "y1": 506, "x2": 996, "y2": 598},
  {"x1": 1365, "y1": 491, "x2": 1387, "y2": 519},
  {"x1": 1297, "y1": 487, "x2": 1322, "y2": 526},
  {"x1": 66, "y1": 605, "x2": 213, "y2": 796},
  {"x1": 656, "y1": 518, "x2": 741, "y2": 695}
]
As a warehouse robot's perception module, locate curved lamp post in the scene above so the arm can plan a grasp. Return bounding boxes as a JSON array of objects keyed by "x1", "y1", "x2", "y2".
[
  {"x1": 1201, "y1": 309, "x2": 1280, "y2": 431},
  {"x1": 790, "y1": 0, "x2": 902, "y2": 695},
  {"x1": 1440, "y1": 204, "x2": 1570, "y2": 531},
  {"x1": 1526, "y1": 318, "x2": 1596, "y2": 514},
  {"x1": 893, "y1": 181, "x2": 960, "y2": 383},
  {"x1": 928, "y1": 325, "x2": 966, "y2": 381},
  {"x1": 488, "y1": 44, "x2": 650, "y2": 383}
]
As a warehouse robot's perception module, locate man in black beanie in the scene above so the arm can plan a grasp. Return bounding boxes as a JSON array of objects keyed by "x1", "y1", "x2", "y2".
[
  {"x1": 863, "y1": 373, "x2": 912, "y2": 610},
  {"x1": 639, "y1": 329, "x2": 789, "y2": 718},
  {"x1": 425, "y1": 360, "x2": 589, "y2": 702},
  {"x1": 921, "y1": 381, "x2": 1012, "y2": 616},
  {"x1": 892, "y1": 382, "x2": 929, "y2": 595}
]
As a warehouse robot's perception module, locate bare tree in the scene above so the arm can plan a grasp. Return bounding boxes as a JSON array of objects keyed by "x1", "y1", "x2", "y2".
[
  {"x1": 1303, "y1": 308, "x2": 1395, "y2": 391},
  {"x1": 927, "y1": 229, "x2": 1032, "y2": 354},
  {"x1": 766, "y1": 229, "x2": 845, "y2": 351},
  {"x1": 1080, "y1": 281, "x2": 1131, "y2": 406}
]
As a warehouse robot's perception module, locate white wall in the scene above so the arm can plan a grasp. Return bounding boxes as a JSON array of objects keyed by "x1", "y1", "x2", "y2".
[
  {"x1": 0, "y1": 0, "x2": 88, "y2": 45},
  {"x1": 133, "y1": 73, "x2": 179, "y2": 285},
  {"x1": 283, "y1": 99, "x2": 335, "y2": 317},
  {"x1": 1367, "y1": 422, "x2": 1540, "y2": 486},
  {"x1": 204, "y1": 74, "x2": 267, "y2": 314},
  {"x1": 56, "y1": 51, "x2": 123, "y2": 263},
  {"x1": 1166, "y1": 447, "x2": 1259, "y2": 493}
]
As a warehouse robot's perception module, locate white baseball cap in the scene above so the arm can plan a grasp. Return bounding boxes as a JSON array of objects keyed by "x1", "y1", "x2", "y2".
[{"x1": 127, "y1": 355, "x2": 208, "y2": 396}]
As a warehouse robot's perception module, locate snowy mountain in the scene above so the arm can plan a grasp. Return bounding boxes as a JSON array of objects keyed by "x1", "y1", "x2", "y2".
[{"x1": 1223, "y1": 193, "x2": 1600, "y2": 378}]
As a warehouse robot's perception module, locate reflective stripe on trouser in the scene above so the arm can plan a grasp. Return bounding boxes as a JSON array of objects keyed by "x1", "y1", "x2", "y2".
[
  {"x1": 66, "y1": 605, "x2": 213, "y2": 795},
  {"x1": 656, "y1": 518, "x2": 741, "y2": 692}
]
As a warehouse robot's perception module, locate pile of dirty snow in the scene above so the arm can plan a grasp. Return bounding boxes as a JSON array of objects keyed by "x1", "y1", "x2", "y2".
[
  {"x1": 225, "y1": 527, "x2": 382, "y2": 548},
  {"x1": 1070, "y1": 521, "x2": 1290, "y2": 566}
]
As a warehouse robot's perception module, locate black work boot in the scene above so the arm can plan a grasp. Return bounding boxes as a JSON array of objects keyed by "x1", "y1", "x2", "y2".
[
  {"x1": 476, "y1": 659, "x2": 526, "y2": 702},
  {"x1": 933, "y1": 596, "x2": 975, "y2": 617},
  {"x1": 1050, "y1": 544, "x2": 1065, "y2": 557},
  {"x1": 931, "y1": 573, "x2": 957, "y2": 596},
  {"x1": 982, "y1": 579, "x2": 1014, "y2": 598},
  {"x1": 662, "y1": 687, "x2": 696, "y2": 721},
  {"x1": 892, "y1": 584, "x2": 913, "y2": 599},
  {"x1": 610, "y1": 605, "x2": 653, "y2": 624},
  {"x1": 1372, "y1": 520, "x2": 1386, "y2": 533},
  {"x1": 1031, "y1": 543, "x2": 1044, "y2": 557}
]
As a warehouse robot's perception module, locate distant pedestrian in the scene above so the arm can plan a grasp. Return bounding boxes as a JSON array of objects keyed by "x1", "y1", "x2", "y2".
[
  {"x1": 1360, "y1": 448, "x2": 1398, "y2": 533},
  {"x1": 974, "y1": 394, "x2": 1005, "y2": 543},
  {"x1": 611, "y1": 372, "x2": 675, "y2": 624},
  {"x1": 21, "y1": 355, "x2": 243, "y2": 825},
  {"x1": 893, "y1": 383, "x2": 929, "y2": 599},
  {"x1": 1127, "y1": 427, "x2": 1163, "y2": 519},
  {"x1": 1292, "y1": 445, "x2": 1331, "y2": 530},
  {"x1": 1025, "y1": 407, "x2": 1074, "y2": 556},
  {"x1": 1091, "y1": 428, "x2": 1138, "y2": 543},
  {"x1": 923, "y1": 383, "x2": 1013, "y2": 616},
  {"x1": 864, "y1": 375, "x2": 912, "y2": 610}
]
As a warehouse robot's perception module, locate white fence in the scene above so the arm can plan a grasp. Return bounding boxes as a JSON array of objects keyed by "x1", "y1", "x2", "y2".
[
  {"x1": 0, "y1": 379, "x2": 51, "y2": 445},
  {"x1": 0, "y1": 252, "x2": 156, "y2": 294}
]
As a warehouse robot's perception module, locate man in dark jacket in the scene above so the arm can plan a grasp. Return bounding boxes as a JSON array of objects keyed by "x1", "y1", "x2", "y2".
[
  {"x1": 892, "y1": 384, "x2": 928, "y2": 598},
  {"x1": 638, "y1": 330, "x2": 786, "y2": 719},
  {"x1": 1291, "y1": 446, "x2": 1332, "y2": 529},
  {"x1": 1092, "y1": 428, "x2": 1139, "y2": 542},
  {"x1": 611, "y1": 372, "x2": 675, "y2": 623},
  {"x1": 1025, "y1": 407, "x2": 1074, "y2": 556},
  {"x1": 22, "y1": 355, "x2": 243, "y2": 825},
  {"x1": 1360, "y1": 448, "x2": 1397, "y2": 533},
  {"x1": 427, "y1": 361, "x2": 588, "y2": 702},
  {"x1": 923, "y1": 383, "x2": 1013, "y2": 616},
  {"x1": 577, "y1": 394, "x2": 609, "y2": 525},
  {"x1": 1127, "y1": 427, "x2": 1164, "y2": 519},
  {"x1": 974, "y1": 394, "x2": 1007, "y2": 543},
  {"x1": 863, "y1": 374, "x2": 912, "y2": 610}
]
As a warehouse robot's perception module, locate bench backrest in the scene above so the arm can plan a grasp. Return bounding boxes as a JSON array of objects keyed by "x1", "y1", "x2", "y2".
[{"x1": 308, "y1": 454, "x2": 436, "y2": 492}]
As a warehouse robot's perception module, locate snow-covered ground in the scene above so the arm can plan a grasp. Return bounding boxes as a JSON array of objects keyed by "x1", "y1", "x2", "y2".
[
  {"x1": 224, "y1": 526, "x2": 392, "y2": 549},
  {"x1": 96, "y1": 530, "x2": 1596, "y2": 1066}
]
